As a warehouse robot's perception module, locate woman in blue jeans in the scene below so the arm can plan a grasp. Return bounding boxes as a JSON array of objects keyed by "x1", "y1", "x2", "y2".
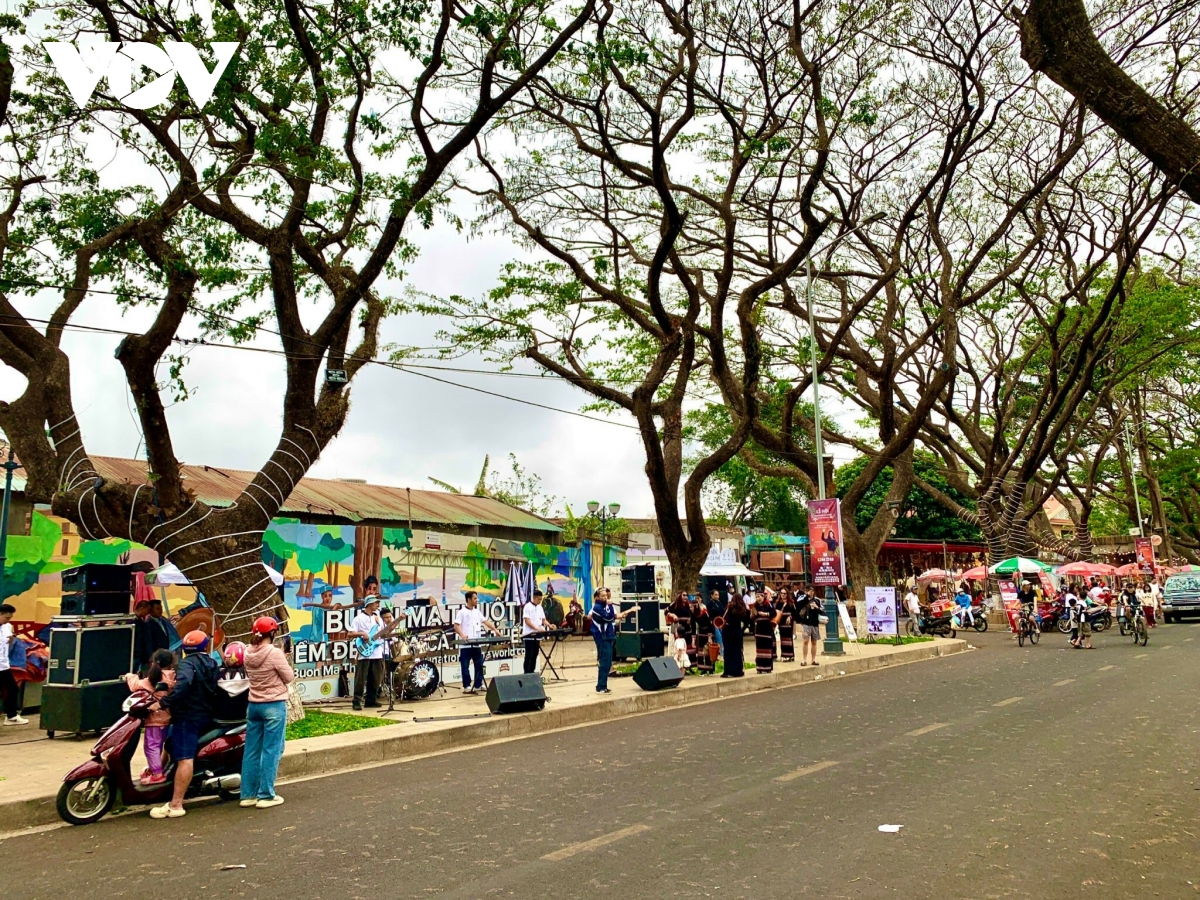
[
  {"x1": 589, "y1": 588, "x2": 636, "y2": 693},
  {"x1": 240, "y1": 616, "x2": 294, "y2": 809}
]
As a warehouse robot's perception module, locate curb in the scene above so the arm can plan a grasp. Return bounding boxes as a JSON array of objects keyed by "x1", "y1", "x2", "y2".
[{"x1": 3, "y1": 639, "x2": 965, "y2": 833}]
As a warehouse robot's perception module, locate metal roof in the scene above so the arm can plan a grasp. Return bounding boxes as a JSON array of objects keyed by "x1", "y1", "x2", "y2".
[{"x1": 86, "y1": 456, "x2": 560, "y2": 533}]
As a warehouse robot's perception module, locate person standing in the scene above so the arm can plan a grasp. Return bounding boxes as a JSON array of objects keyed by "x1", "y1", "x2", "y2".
[
  {"x1": 706, "y1": 588, "x2": 727, "y2": 656},
  {"x1": 751, "y1": 593, "x2": 778, "y2": 674},
  {"x1": 0, "y1": 605, "x2": 25, "y2": 726},
  {"x1": 349, "y1": 598, "x2": 385, "y2": 710},
  {"x1": 720, "y1": 593, "x2": 751, "y2": 678},
  {"x1": 589, "y1": 588, "x2": 635, "y2": 693},
  {"x1": 692, "y1": 596, "x2": 716, "y2": 674},
  {"x1": 151, "y1": 630, "x2": 219, "y2": 819},
  {"x1": 904, "y1": 585, "x2": 922, "y2": 634},
  {"x1": 776, "y1": 588, "x2": 797, "y2": 662},
  {"x1": 455, "y1": 591, "x2": 501, "y2": 694},
  {"x1": 522, "y1": 590, "x2": 549, "y2": 675},
  {"x1": 797, "y1": 592, "x2": 822, "y2": 666},
  {"x1": 240, "y1": 617, "x2": 293, "y2": 809}
]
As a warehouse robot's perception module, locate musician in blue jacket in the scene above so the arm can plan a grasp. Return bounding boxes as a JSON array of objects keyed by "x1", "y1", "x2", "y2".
[{"x1": 349, "y1": 597, "x2": 385, "y2": 710}]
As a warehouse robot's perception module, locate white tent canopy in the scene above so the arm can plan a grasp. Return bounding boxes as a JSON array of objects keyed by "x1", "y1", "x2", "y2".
[
  {"x1": 700, "y1": 563, "x2": 761, "y2": 578},
  {"x1": 150, "y1": 562, "x2": 284, "y2": 587}
]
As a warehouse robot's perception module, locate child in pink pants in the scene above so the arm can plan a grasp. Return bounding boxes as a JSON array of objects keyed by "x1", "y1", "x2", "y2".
[{"x1": 125, "y1": 650, "x2": 176, "y2": 784}]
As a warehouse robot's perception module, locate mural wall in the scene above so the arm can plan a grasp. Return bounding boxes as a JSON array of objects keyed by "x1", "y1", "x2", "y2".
[{"x1": 3, "y1": 511, "x2": 623, "y2": 632}]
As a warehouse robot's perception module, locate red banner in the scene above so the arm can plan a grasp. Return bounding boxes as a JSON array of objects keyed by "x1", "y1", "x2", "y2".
[
  {"x1": 1134, "y1": 536, "x2": 1156, "y2": 575},
  {"x1": 808, "y1": 499, "x2": 847, "y2": 587}
]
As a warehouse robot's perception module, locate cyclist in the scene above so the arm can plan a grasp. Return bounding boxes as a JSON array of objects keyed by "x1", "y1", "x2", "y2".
[{"x1": 1015, "y1": 580, "x2": 1037, "y2": 638}]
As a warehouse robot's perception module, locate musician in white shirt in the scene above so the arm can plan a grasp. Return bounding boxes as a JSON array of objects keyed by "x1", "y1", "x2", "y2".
[
  {"x1": 522, "y1": 590, "x2": 549, "y2": 674},
  {"x1": 349, "y1": 598, "x2": 385, "y2": 710},
  {"x1": 455, "y1": 591, "x2": 502, "y2": 694}
]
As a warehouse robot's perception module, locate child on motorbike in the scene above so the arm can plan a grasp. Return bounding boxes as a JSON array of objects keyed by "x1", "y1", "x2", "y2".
[{"x1": 124, "y1": 649, "x2": 175, "y2": 785}]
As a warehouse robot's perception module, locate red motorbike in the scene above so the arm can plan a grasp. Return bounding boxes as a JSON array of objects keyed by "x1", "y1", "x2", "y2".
[{"x1": 57, "y1": 689, "x2": 246, "y2": 825}]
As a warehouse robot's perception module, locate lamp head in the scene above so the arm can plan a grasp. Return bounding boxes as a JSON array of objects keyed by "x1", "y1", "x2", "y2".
[
  {"x1": 587, "y1": 500, "x2": 600, "y2": 514},
  {"x1": 608, "y1": 502, "x2": 621, "y2": 517}
]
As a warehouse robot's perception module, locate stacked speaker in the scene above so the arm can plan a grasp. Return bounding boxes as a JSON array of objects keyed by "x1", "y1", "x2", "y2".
[
  {"x1": 615, "y1": 564, "x2": 665, "y2": 660},
  {"x1": 43, "y1": 564, "x2": 136, "y2": 736}
]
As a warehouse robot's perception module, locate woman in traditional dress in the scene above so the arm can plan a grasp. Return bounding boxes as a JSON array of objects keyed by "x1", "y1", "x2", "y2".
[
  {"x1": 691, "y1": 595, "x2": 715, "y2": 674},
  {"x1": 776, "y1": 587, "x2": 797, "y2": 662},
  {"x1": 751, "y1": 593, "x2": 779, "y2": 673},
  {"x1": 720, "y1": 594, "x2": 750, "y2": 677},
  {"x1": 666, "y1": 591, "x2": 692, "y2": 638}
]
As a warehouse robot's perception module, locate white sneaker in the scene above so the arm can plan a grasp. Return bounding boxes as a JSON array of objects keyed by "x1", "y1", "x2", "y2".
[
  {"x1": 256, "y1": 795, "x2": 284, "y2": 809},
  {"x1": 239, "y1": 799, "x2": 259, "y2": 808},
  {"x1": 3, "y1": 715, "x2": 28, "y2": 726}
]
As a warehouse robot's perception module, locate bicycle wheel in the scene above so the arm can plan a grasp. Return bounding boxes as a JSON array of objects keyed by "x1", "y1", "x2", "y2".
[
  {"x1": 1139, "y1": 621, "x2": 1149, "y2": 646},
  {"x1": 1017, "y1": 626, "x2": 1025, "y2": 647},
  {"x1": 1029, "y1": 625, "x2": 1039, "y2": 645}
]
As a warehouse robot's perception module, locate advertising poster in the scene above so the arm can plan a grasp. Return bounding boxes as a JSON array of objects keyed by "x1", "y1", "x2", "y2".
[
  {"x1": 865, "y1": 586, "x2": 898, "y2": 636},
  {"x1": 1134, "y1": 536, "x2": 1156, "y2": 575},
  {"x1": 808, "y1": 499, "x2": 847, "y2": 587}
]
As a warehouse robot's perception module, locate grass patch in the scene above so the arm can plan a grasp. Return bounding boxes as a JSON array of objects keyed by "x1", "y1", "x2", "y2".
[
  {"x1": 854, "y1": 634, "x2": 934, "y2": 645},
  {"x1": 285, "y1": 709, "x2": 396, "y2": 741}
]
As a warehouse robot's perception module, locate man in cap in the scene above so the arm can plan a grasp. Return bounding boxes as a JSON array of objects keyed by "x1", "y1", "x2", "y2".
[
  {"x1": 349, "y1": 597, "x2": 386, "y2": 709},
  {"x1": 151, "y1": 629, "x2": 219, "y2": 819}
]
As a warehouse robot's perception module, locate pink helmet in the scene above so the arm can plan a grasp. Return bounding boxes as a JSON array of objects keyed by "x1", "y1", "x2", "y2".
[{"x1": 223, "y1": 641, "x2": 247, "y2": 667}]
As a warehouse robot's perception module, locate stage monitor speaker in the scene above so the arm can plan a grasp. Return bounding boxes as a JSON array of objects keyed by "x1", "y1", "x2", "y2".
[
  {"x1": 61, "y1": 564, "x2": 134, "y2": 597},
  {"x1": 486, "y1": 673, "x2": 547, "y2": 714},
  {"x1": 40, "y1": 682, "x2": 129, "y2": 735},
  {"x1": 48, "y1": 622, "x2": 135, "y2": 686},
  {"x1": 621, "y1": 565, "x2": 655, "y2": 595},
  {"x1": 633, "y1": 657, "x2": 684, "y2": 691}
]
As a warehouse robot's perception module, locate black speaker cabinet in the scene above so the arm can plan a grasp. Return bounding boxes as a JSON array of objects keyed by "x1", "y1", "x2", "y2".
[
  {"x1": 618, "y1": 600, "x2": 639, "y2": 633},
  {"x1": 486, "y1": 673, "x2": 547, "y2": 714},
  {"x1": 48, "y1": 621, "x2": 135, "y2": 686},
  {"x1": 41, "y1": 682, "x2": 129, "y2": 735},
  {"x1": 616, "y1": 631, "x2": 666, "y2": 660},
  {"x1": 61, "y1": 564, "x2": 134, "y2": 596},
  {"x1": 633, "y1": 657, "x2": 684, "y2": 691},
  {"x1": 621, "y1": 565, "x2": 655, "y2": 595},
  {"x1": 637, "y1": 599, "x2": 661, "y2": 631},
  {"x1": 59, "y1": 591, "x2": 131, "y2": 617}
]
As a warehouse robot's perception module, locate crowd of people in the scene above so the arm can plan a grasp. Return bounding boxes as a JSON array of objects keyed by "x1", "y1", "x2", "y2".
[{"x1": 125, "y1": 615, "x2": 294, "y2": 820}]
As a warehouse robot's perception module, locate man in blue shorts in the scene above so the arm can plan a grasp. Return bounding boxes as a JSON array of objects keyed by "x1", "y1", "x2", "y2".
[{"x1": 152, "y1": 629, "x2": 219, "y2": 819}]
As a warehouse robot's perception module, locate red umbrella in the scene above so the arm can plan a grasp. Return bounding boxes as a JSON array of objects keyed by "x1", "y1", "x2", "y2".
[
  {"x1": 1055, "y1": 561, "x2": 1117, "y2": 577},
  {"x1": 961, "y1": 565, "x2": 988, "y2": 581},
  {"x1": 1113, "y1": 562, "x2": 1163, "y2": 576}
]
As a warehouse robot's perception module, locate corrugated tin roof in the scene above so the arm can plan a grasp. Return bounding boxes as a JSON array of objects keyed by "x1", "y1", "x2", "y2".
[{"x1": 84, "y1": 456, "x2": 559, "y2": 532}]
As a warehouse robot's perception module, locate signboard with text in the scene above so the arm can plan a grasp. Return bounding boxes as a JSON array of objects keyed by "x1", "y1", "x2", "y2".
[
  {"x1": 1134, "y1": 536, "x2": 1156, "y2": 575},
  {"x1": 865, "y1": 586, "x2": 898, "y2": 636},
  {"x1": 808, "y1": 499, "x2": 847, "y2": 587}
]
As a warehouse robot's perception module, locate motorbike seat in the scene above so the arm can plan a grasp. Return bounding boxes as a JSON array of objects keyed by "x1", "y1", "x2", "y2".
[{"x1": 197, "y1": 722, "x2": 245, "y2": 749}]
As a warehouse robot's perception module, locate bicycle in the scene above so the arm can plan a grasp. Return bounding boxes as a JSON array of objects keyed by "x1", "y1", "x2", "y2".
[
  {"x1": 1015, "y1": 605, "x2": 1040, "y2": 647},
  {"x1": 1128, "y1": 605, "x2": 1149, "y2": 647}
]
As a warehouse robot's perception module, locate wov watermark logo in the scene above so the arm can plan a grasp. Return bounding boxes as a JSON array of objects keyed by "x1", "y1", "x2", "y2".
[{"x1": 43, "y1": 41, "x2": 240, "y2": 110}]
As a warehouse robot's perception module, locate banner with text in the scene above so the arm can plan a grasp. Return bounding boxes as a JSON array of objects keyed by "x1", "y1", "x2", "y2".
[
  {"x1": 808, "y1": 499, "x2": 847, "y2": 587},
  {"x1": 865, "y1": 586, "x2": 898, "y2": 636},
  {"x1": 1134, "y1": 536, "x2": 1157, "y2": 575}
]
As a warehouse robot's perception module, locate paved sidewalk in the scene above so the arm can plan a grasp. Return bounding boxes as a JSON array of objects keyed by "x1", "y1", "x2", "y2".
[{"x1": 0, "y1": 635, "x2": 965, "y2": 832}]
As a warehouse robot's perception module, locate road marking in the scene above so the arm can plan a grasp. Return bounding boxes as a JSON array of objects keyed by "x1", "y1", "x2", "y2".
[
  {"x1": 1053, "y1": 679, "x2": 1075, "y2": 686},
  {"x1": 906, "y1": 723, "x2": 949, "y2": 737},
  {"x1": 1159, "y1": 646, "x2": 1172, "y2": 651},
  {"x1": 1185, "y1": 638, "x2": 1194, "y2": 643},
  {"x1": 993, "y1": 696, "x2": 1022, "y2": 707},
  {"x1": 1135, "y1": 654, "x2": 1149, "y2": 659},
  {"x1": 775, "y1": 760, "x2": 840, "y2": 783},
  {"x1": 1098, "y1": 665, "x2": 1116, "y2": 671},
  {"x1": 541, "y1": 823, "x2": 651, "y2": 861}
]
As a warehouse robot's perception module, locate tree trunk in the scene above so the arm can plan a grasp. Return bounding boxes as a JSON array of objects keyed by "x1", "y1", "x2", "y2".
[
  {"x1": 351, "y1": 526, "x2": 384, "y2": 599},
  {"x1": 840, "y1": 524, "x2": 880, "y2": 637}
]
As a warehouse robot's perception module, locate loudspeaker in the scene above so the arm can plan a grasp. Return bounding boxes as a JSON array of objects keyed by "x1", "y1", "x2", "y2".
[
  {"x1": 40, "y1": 682, "x2": 129, "y2": 735},
  {"x1": 48, "y1": 621, "x2": 135, "y2": 686},
  {"x1": 618, "y1": 600, "x2": 639, "y2": 633},
  {"x1": 61, "y1": 564, "x2": 134, "y2": 596},
  {"x1": 633, "y1": 657, "x2": 684, "y2": 691},
  {"x1": 486, "y1": 673, "x2": 547, "y2": 714},
  {"x1": 616, "y1": 631, "x2": 666, "y2": 660},
  {"x1": 637, "y1": 599, "x2": 661, "y2": 631},
  {"x1": 59, "y1": 592, "x2": 131, "y2": 617},
  {"x1": 621, "y1": 565, "x2": 655, "y2": 595}
]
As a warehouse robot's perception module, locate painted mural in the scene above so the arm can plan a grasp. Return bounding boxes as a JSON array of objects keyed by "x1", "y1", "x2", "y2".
[{"x1": 3, "y1": 511, "x2": 623, "y2": 636}]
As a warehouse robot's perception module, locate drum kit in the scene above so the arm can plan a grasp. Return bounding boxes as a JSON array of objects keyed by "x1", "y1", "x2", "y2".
[{"x1": 388, "y1": 630, "x2": 446, "y2": 701}]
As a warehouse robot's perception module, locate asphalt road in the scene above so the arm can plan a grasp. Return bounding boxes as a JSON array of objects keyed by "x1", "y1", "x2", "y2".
[{"x1": 9, "y1": 624, "x2": 1200, "y2": 899}]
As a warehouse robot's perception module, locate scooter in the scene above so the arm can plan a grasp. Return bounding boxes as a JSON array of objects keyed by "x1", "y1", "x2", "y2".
[
  {"x1": 906, "y1": 610, "x2": 956, "y2": 638},
  {"x1": 56, "y1": 689, "x2": 246, "y2": 825},
  {"x1": 950, "y1": 605, "x2": 988, "y2": 632}
]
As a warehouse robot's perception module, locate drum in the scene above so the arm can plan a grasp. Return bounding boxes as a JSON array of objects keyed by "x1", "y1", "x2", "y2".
[{"x1": 404, "y1": 659, "x2": 440, "y2": 699}]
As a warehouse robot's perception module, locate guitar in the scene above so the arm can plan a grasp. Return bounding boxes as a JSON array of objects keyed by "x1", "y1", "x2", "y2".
[{"x1": 353, "y1": 615, "x2": 405, "y2": 658}]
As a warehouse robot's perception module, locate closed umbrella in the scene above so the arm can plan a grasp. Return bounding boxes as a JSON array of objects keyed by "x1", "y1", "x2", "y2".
[{"x1": 989, "y1": 556, "x2": 1055, "y2": 575}]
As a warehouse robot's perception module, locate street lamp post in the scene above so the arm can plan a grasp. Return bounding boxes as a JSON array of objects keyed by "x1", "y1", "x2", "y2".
[
  {"x1": 806, "y1": 219, "x2": 881, "y2": 656},
  {"x1": 586, "y1": 500, "x2": 622, "y2": 593},
  {"x1": 0, "y1": 447, "x2": 18, "y2": 603}
]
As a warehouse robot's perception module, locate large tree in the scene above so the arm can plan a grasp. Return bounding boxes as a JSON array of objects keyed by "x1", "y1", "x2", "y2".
[
  {"x1": 0, "y1": 0, "x2": 593, "y2": 635},
  {"x1": 1018, "y1": 0, "x2": 1200, "y2": 204}
]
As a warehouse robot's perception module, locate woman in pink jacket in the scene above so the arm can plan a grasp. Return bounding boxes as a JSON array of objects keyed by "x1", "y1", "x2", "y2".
[{"x1": 239, "y1": 616, "x2": 294, "y2": 809}]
